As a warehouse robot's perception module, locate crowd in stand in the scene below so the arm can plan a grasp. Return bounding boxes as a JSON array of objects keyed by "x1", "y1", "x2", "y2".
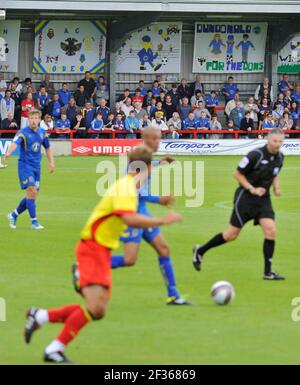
[{"x1": 0, "y1": 71, "x2": 300, "y2": 139}]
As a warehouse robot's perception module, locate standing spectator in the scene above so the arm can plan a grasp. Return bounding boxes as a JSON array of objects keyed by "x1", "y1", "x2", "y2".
[
  {"x1": 136, "y1": 80, "x2": 147, "y2": 97},
  {"x1": 58, "y1": 83, "x2": 72, "y2": 106},
  {"x1": 132, "y1": 90, "x2": 144, "y2": 105},
  {"x1": 139, "y1": 114, "x2": 151, "y2": 130},
  {"x1": 191, "y1": 90, "x2": 205, "y2": 109},
  {"x1": 229, "y1": 101, "x2": 245, "y2": 129},
  {"x1": 205, "y1": 90, "x2": 219, "y2": 115},
  {"x1": 167, "y1": 84, "x2": 180, "y2": 106},
  {"x1": 121, "y1": 97, "x2": 133, "y2": 118},
  {"x1": 1, "y1": 112, "x2": 19, "y2": 132},
  {"x1": 163, "y1": 94, "x2": 177, "y2": 121},
  {"x1": 244, "y1": 96, "x2": 259, "y2": 127},
  {"x1": 0, "y1": 73, "x2": 7, "y2": 97},
  {"x1": 48, "y1": 94, "x2": 64, "y2": 121},
  {"x1": 40, "y1": 114, "x2": 54, "y2": 132},
  {"x1": 222, "y1": 76, "x2": 239, "y2": 105},
  {"x1": 20, "y1": 92, "x2": 35, "y2": 128},
  {"x1": 1, "y1": 90, "x2": 15, "y2": 123},
  {"x1": 194, "y1": 100, "x2": 211, "y2": 119},
  {"x1": 62, "y1": 98, "x2": 80, "y2": 128},
  {"x1": 125, "y1": 111, "x2": 139, "y2": 138},
  {"x1": 255, "y1": 78, "x2": 274, "y2": 103},
  {"x1": 111, "y1": 101, "x2": 126, "y2": 121},
  {"x1": 95, "y1": 76, "x2": 109, "y2": 104},
  {"x1": 182, "y1": 112, "x2": 198, "y2": 130},
  {"x1": 190, "y1": 74, "x2": 205, "y2": 96},
  {"x1": 278, "y1": 73, "x2": 293, "y2": 95},
  {"x1": 225, "y1": 93, "x2": 243, "y2": 118},
  {"x1": 118, "y1": 89, "x2": 131, "y2": 104},
  {"x1": 177, "y1": 79, "x2": 191, "y2": 101},
  {"x1": 82, "y1": 102, "x2": 96, "y2": 129},
  {"x1": 90, "y1": 112, "x2": 104, "y2": 132},
  {"x1": 168, "y1": 112, "x2": 182, "y2": 130},
  {"x1": 36, "y1": 85, "x2": 50, "y2": 116},
  {"x1": 74, "y1": 85, "x2": 89, "y2": 108},
  {"x1": 178, "y1": 97, "x2": 192, "y2": 121},
  {"x1": 133, "y1": 102, "x2": 147, "y2": 121},
  {"x1": 151, "y1": 113, "x2": 168, "y2": 131},
  {"x1": 151, "y1": 80, "x2": 161, "y2": 98},
  {"x1": 279, "y1": 112, "x2": 293, "y2": 132},
  {"x1": 96, "y1": 98, "x2": 110, "y2": 124},
  {"x1": 210, "y1": 114, "x2": 223, "y2": 139},
  {"x1": 240, "y1": 111, "x2": 255, "y2": 137},
  {"x1": 78, "y1": 71, "x2": 96, "y2": 101}
]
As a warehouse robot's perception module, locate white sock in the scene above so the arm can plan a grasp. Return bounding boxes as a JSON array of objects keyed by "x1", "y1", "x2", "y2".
[
  {"x1": 35, "y1": 309, "x2": 49, "y2": 325},
  {"x1": 45, "y1": 340, "x2": 65, "y2": 355}
]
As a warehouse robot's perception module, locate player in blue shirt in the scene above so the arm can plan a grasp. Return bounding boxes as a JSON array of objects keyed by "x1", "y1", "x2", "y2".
[
  {"x1": 111, "y1": 126, "x2": 191, "y2": 305},
  {"x1": 278, "y1": 74, "x2": 294, "y2": 95},
  {"x1": 5, "y1": 109, "x2": 55, "y2": 230},
  {"x1": 236, "y1": 34, "x2": 255, "y2": 63}
]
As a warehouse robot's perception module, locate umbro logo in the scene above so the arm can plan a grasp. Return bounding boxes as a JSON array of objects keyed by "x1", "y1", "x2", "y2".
[{"x1": 73, "y1": 146, "x2": 91, "y2": 154}]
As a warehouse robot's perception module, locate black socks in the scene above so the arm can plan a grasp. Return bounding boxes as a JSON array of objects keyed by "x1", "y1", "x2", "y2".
[
  {"x1": 199, "y1": 233, "x2": 227, "y2": 256},
  {"x1": 264, "y1": 239, "x2": 275, "y2": 275}
]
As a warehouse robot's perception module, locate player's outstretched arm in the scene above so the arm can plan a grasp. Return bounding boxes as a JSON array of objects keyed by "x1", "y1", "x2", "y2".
[
  {"x1": 4, "y1": 142, "x2": 18, "y2": 161},
  {"x1": 121, "y1": 211, "x2": 182, "y2": 229},
  {"x1": 45, "y1": 148, "x2": 55, "y2": 174},
  {"x1": 234, "y1": 170, "x2": 266, "y2": 197}
]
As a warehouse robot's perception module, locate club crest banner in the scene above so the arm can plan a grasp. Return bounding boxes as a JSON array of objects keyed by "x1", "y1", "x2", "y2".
[
  {"x1": 193, "y1": 22, "x2": 268, "y2": 73},
  {"x1": 116, "y1": 22, "x2": 182, "y2": 74},
  {"x1": 33, "y1": 20, "x2": 107, "y2": 74},
  {"x1": 0, "y1": 20, "x2": 21, "y2": 72},
  {"x1": 278, "y1": 36, "x2": 300, "y2": 74}
]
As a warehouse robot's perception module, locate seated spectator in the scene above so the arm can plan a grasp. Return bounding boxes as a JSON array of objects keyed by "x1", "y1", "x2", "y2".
[
  {"x1": 143, "y1": 90, "x2": 153, "y2": 107},
  {"x1": 168, "y1": 112, "x2": 182, "y2": 130},
  {"x1": 279, "y1": 112, "x2": 293, "y2": 132},
  {"x1": 272, "y1": 103, "x2": 284, "y2": 126},
  {"x1": 178, "y1": 97, "x2": 192, "y2": 121},
  {"x1": 133, "y1": 101, "x2": 147, "y2": 120},
  {"x1": 139, "y1": 114, "x2": 151, "y2": 130},
  {"x1": 1, "y1": 90, "x2": 15, "y2": 123},
  {"x1": 136, "y1": 80, "x2": 147, "y2": 97},
  {"x1": 0, "y1": 73, "x2": 7, "y2": 97},
  {"x1": 225, "y1": 93, "x2": 243, "y2": 118},
  {"x1": 222, "y1": 76, "x2": 239, "y2": 105},
  {"x1": 152, "y1": 101, "x2": 166, "y2": 121},
  {"x1": 121, "y1": 97, "x2": 133, "y2": 118},
  {"x1": 159, "y1": 81, "x2": 168, "y2": 94},
  {"x1": 118, "y1": 88, "x2": 131, "y2": 104},
  {"x1": 292, "y1": 85, "x2": 300, "y2": 103},
  {"x1": 151, "y1": 80, "x2": 161, "y2": 98},
  {"x1": 1, "y1": 111, "x2": 18, "y2": 131},
  {"x1": 240, "y1": 111, "x2": 255, "y2": 137},
  {"x1": 74, "y1": 85, "x2": 89, "y2": 108},
  {"x1": 22, "y1": 85, "x2": 35, "y2": 101},
  {"x1": 290, "y1": 102, "x2": 300, "y2": 125},
  {"x1": 191, "y1": 90, "x2": 205, "y2": 109},
  {"x1": 40, "y1": 113, "x2": 54, "y2": 132},
  {"x1": 255, "y1": 77, "x2": 274, "y2": 103},
  {"x1": 151, "y1": 113, "x2": 168, "y2": 131},
  {"x1": 258, "y1": 98, "x2": 271, "y2": 123},
  {"x1": 225, "y1": 119, "x2": 237, "y2": 139},
  {"x1": 163, "y1": 94, "x2": 176, "y2": 121},
  {"x1": 78, "y1": 71, "x2": 96, "y2": 101},
  {"x1": 276, "y1": 93, "x2": 287, "y2": 109},
  {"x1": 48, "y1": 93, "x2": 64, "y2": 121},
  {"x1": 22, "y1": 77, "x2": 35, "y2": 95},
  {"x1": 58, "y1": 83, "x2": 72, "y2": 106},
  {"x1": 190, "y1": 74, "x2": 205, "y2": 96},
  {"x1": 55, "y1": 113, "x2": 71, "y2": 137},
  {"x1": 229, "y1": 101, "x2": 245, "y2": 129},
  {"x1": 9, "y1": 77, "x2": 23, "y2": 94},
  {"x1": 114, "y1": 113, "x2": 126, "y2": 137},
  {"x1": 146, "y1": 98, "x2": 157, "y2": 118},
  {"x1": 82, "y1": 102, "x2": 96, "y2": 129},
  {"x1": 157, "y1": 91, "x2": 166, "y2": 104},
  {"x1": 91, "y1": 112, "x2": 104, "y2": 131},
  {"x1": 278, "y1": 73, "x2": 293, "y2": 95},
  {"x1": 132, "y1": 90, "x2": 144, "y2": 105},
  {"x1": 125, "y1": 111, "x2": 139, "y2": 138},
  {"x1": 210, "y1": 113, "x2": 223, "y2": 139},
  {"x1": 197, "y1": 111, "x2": 211, "y2": 139},
  {"x1": 284, "y1": 89, "x2": 293, "y2": 109},
  {"x1": 35, "y1": 86, "x2": 50, "y2": 116},
  {"x1": 194, "y1": 100, "x2": 211, "y2": 120},
  {"x1": 21, "y1": 92, "x2": 35, "y2": 129},
  {"x1": 178, "y1": 78, "x2": 191, "y2": 101},
  {"x1": 96, "y1": 98, "x2": 110, "y2": 124},
  {"x1": 62, "y1": 98, "x2": 80, "y2": 128},
  {"x1": 104, "y1": 113, "x2": 115, "y2": 131},
  {"x1": 262, "y1": 112, "x2": 277, "y2": 130},
  {"x1": 74, "y1": 113, "x2": 87, "y2": 138},
  {"x1": 111, "y1": 101, "x2": 126, "y2": 121},
  {"x1": 244, "y1": 96, "x2": 259, "y2": 127},
  {"x1": 168, "y1": 124, "x2": 180, "y2": 139},
  {"x1": 183, "y1": 112, "x2": 198, "y2": 130},
  {"x1": 167, "y1": 84, "x2": 180, "y2": 106},
  {"x1": 205, "y1": 90, "x2": 219, "y2": 115}
]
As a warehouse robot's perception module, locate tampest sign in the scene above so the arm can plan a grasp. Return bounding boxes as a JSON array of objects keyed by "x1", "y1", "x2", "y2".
[{"x1": 72, "y1": 139, "x2": 142, "y2": 156}]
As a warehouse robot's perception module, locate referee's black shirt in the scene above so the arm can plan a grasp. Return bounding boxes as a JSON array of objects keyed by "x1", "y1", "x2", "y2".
[{"x1": 237, "y1": 145, "x2": 284, "y2": 195}]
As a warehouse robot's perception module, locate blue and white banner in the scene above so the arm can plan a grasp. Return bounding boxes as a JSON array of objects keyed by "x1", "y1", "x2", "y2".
[
  {"x1": 278, "y1": 36, "x2": 300, "y2": 74},
  {"x1": 33, "y1": 20, "x2": 107, "y2": 74},
  {"x1": 0, "y1": 140, "x2": 19, "y2": 156},
  {"x1": 158, "y1": 140, "x2": 300, "y2": 156},
  {"x1": 0, "y1": 20, "x2": 21, "y2": 72}
]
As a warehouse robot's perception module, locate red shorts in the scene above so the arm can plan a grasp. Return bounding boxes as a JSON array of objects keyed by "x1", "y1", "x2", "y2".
[{"x1": 75, "y1": 240, "x2": 112, "y2": 290}]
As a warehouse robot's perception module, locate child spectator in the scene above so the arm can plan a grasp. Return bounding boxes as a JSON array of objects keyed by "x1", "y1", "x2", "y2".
[
  {"x1": 157, "y1": 91, "x2": 166, "y2": 104},
  {"x1": 74, "y1": 113, "x2": 86, "y2": 138},
  {"x1": 139, "y1": 114, "x2": 151, "y2": 130},
  {"x1": 146, "y1": 98, "x2": 157, "y2": 118},
  {"x1": 91, "y1": 112, "x2": 104, "y2": 132},
  {"x1": 225, "y1": 119, "x2": 236, "y2": 139},
  {"x1": 125, "y1": 111, "x2": 139, "y2": 138},
  {"x1": 152, "y1": 101, "x2": 166, "y2": 121},
  {"x1": 168, "y1": 124, "x2": 180, "y2": 139},
  {"x1": 114, "y1": 113, "x2": 126, "y2": 137},
  {"x1": 210, "y1": 113, "x2": 223, "y2": 139},
  {"x1": 151, "y1": 80, "x2": 161, "y2": 98},
  {"x1": 143, "y1": 90, "x2": 153, "y2": 107},
  {"x1": 104, "y1": 113, "x2": 115, "y2": 131}
]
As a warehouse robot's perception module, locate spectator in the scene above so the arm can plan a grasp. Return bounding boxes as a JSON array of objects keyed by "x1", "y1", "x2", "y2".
[
  {"x1": 55, "y1": 112, "x2": 71, "y2": 137},
  {"x1": 229, "y1": 101, "x2": 245, "y2": 129},
  {"x1": 1, "y1": 111, "x2": 18, "y2": 131},
  {"x1": 133, "y1": 102, "x2": 147, "y2": 121},
  {"x1": 40, "y1": 113, "x2": 54, "y2": 132},
  {"x1": 73, "y1": 113, "x2": 86, "y2": 138},
  {"x1": 225, "y1": 93, "x2": 244, "y2": 118},
  {"x1": 74, "y1": 85, "x2": 89, "y2": 108},
  {"x1": 290, "y1": 102, "x2": 300, "y2": 125},
  {"x1": 258, "y1": 88, "x2": 272, "y2": 107},
  {"x1": 143, "y1": 90, "x2": 153, "y2": 107},
  {"x1": 0, "y1": 73, "x2": 7, "y2": 97},
  {"x1": 222, "y1": 76, "x2": 239, "y2": 104},
  {"x1": 111, "y1": 102, "x2": 126, "y2": 121},
  {"x1": 9, "y1": 77, "x2": 23, "y2": 94},
  {"x1": 278, "y1": 73, "x2": 293, "y2": 95},
  {"x1": 276, "y1": 93, "x2": 288, "y2": 109},
  {"x1": 157, "y1": 91, "x2": 166, "y2": 104},
  {"x1": 62, "y1": 98, "x2": 80, "y2": 128},
  {"x1": 132, "y1": 90, "x2": 144, "y2": 105},
  {"x1": 1, "y1": 90, "x2": 15, "y2": 123},
  {"x1": 104, "y1": 113, "x2": 115, "y2": 131},
  {"x1": 139, "y1": 114, "x2": 151, "y2": 130},
  {"x1": 151, "y1": 80, "x2": 161, "y2": 98},
  {"x1": 20, "y1": 92, "x2": 35, "y2": 128},
  {"x1": 279, "y1": 112, "x2": 293, "y2": 132},
  {"x1": 78, "y1": 71, "x2": 96, "y2": 101},
  {"x1": 36, "y1": 85, "x2": 50, "y2": 116},
  {"x1": 118, "y1": 89, "x2": 131, "y2": 104},
  {"x1": 177, "y1": 78, "x2": 191, "y2": 101},
  {"x1": 183, "y1": 112, "x2": 198, "y2": 130},
  {"x1": 41, "y1": 74, "x2": 56, "y2": 94},
  {"x1": 197, "y1": 111, "x2": 211, "y2": 139},
  {"x1": 95, "y1": 81, "x2": 109, "y2": 105},
  {"x1": 96, "y1": 76, "x2": 109, "y2": 93},
  {"x1": 168, "y1": 124, "x2": 180, "y2": 139},
  {"x1": 96, "y1": 98, "x2": 110, "y2": 124},
  {"x1": 225, "y1": 119, "x2": 237, "y2": 139},
  {"x1": 191, "y1": 90, "x2": 205, "y2": 109},
  {"x1": 178, "y1": 97, "x2": 192, "y2": 121},
  {"x1": 205, "y1": 90, "x2": 219, "y2": 115},
  {"x1": 114, "y1": 113, "x2": 126, "y2": 136},
  {"x1": 9, "y1": 82, "x2": 21, "y2": 122},
  {"x1": 190, "y1": 74, "x2": 205, "y2": 96},
  {"x1": 82, "y1": 102, "x2": 96, "y2": 129},
  {"x1": 159, "y1": 81, "x2": 168, "y2": 94},
  {"x1": 294, "y1": 73, "x2": 300, "y2": 88},
  {"x1": 151, "y1": 113, "x2": 168, "y2": 131},
  {"x1": 136, "y1": 80, "x2": 147, "y2": 97},
  {"x1": 125, "y1": 111, "x2": 139, "y2": 138},
  {"x1": 262, "y1": 112, "x2": 277, "y2": 130},
  {"x1": 258, "y1": 97, "x2": 271, "y2": 124},
  {"x1": 22, "y1": 78, "x2": 35, "y2": 95},
  {"x1": 168, "y1": 112, "x2": 182, "y2": 130},
  {"x1": 210, "y1": 114, "x2": 223, "y2": 139},
  {"x1": 91, "y1": 112, "x2": 104, "y2": 132},
  {"x1": 58, "y1": 83, "x2": 72, "y2": 106},
  {"x1": 167, "y1": 84, "x2": 180, "y2": 106},
  {"x1": 284, "y1": 89, "x2": 293, "y2": 109},
  {"x1": 240, "y1": 111, "x2": 255, "y2": 137},
  {"x1": 244, "y1": 96, "x2": 259, "y2": 127},
  {"x1": 48, "y1": 93, "x2": 64, "y2": 121},
  {"x1": 194, "y1": 100, "x2": 211, "y2": 120},
  {"x1": 272, "y1": 103, "x2": 284, "y2": 126},
  {"x1": 163, "y1": 94, "x2": 177, "y2": 121},
  {"x1": 255, "y1": 78, "x2": 274, "y2": 103},
  {"x1": 152, "y1": 101, "x2": 166, "y2": 121},
  {"x1": 22, "y1": 85, "x2": 35, "y2": 101},
  {"x1": 121, "y1": 97, "x2": 133, "y2": 118},
  {"x1": 146, "y1": 98, "x2": 157, "y2": 118}
]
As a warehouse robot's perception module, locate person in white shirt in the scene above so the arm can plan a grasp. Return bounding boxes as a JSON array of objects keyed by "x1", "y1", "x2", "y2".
[
  {"x1": 168, "y1": 112, "x2": 182, "y2": 130},
  {"x1": 244, "y1": 96, "x2": 260, "y2": 125},
  {"x1": 151, "y1": 114, "x2": 168, "y2": 131},
  {"x1": 225, "y1": 93, "x2": 244, "y2": 118},
  {"x1": 0, "y1": 73, "x2": 7, "y2": 98},
  {"x1": 121, "y1": 97, "x2": 133, "y2": 117},
  {"x1": 194, "y1": 101, "x2": 211, "y2": 119},
  {"x1": 0, "y1": 90, "x2": 15, "y2": 121},
  {"x1": 40, "y1": 113, "x2": 54, "y2": 132}
]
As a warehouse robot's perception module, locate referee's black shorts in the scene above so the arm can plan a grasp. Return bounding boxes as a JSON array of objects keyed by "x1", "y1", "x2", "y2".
[{"x1": 230, "y1": 188, "x2": 275, "y2": 229}]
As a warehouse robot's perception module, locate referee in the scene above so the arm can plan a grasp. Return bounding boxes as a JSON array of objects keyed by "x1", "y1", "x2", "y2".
[{"x1": 193, "y1": 128, "x2": 285, "y2": 280}]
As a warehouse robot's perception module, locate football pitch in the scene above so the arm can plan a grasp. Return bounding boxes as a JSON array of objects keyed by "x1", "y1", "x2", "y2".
[{"x1": 0, "y1": 155, "x2": 299, "y2": 365}]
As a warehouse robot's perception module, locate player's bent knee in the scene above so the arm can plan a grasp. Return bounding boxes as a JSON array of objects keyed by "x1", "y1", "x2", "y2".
[
  {"x1": 223, "y1": 230, "x2": 240, "y2": 242},
  {"x1": 125, "y1": 256, "x2": 137, "y2": 267},
  {"x1": 264, "y1": 227, "x2": 276, "y2": 239},
  {"x1": 88, "y1": 304, "x2": 106, "y2": 321}
]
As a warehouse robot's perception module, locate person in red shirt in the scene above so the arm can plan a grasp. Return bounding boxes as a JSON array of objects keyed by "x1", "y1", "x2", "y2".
[
  {"x1": 21, "y1": 92, "x2": 35, "y2": 129},
  {"x1": 131, "y1": 89, "x2": 144, "y2": 105}
]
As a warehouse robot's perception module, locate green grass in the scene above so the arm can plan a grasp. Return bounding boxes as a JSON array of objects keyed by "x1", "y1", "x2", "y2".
[{"x1": 0, "y1": 155, "x2": 300, "y2": 365}]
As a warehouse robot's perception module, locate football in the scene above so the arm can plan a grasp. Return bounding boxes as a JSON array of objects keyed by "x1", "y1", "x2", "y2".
[{"x1": 211, "y1": 281, "x2": 235, "y2": 305}]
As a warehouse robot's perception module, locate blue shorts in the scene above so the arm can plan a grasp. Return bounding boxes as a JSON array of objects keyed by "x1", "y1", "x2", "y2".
[
  {"x1": 18, "y1": 161, "x2": 41, "y2": 190},
  {"x1": 120, "y1": 208, "x2": 161, "y2": 244}
]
